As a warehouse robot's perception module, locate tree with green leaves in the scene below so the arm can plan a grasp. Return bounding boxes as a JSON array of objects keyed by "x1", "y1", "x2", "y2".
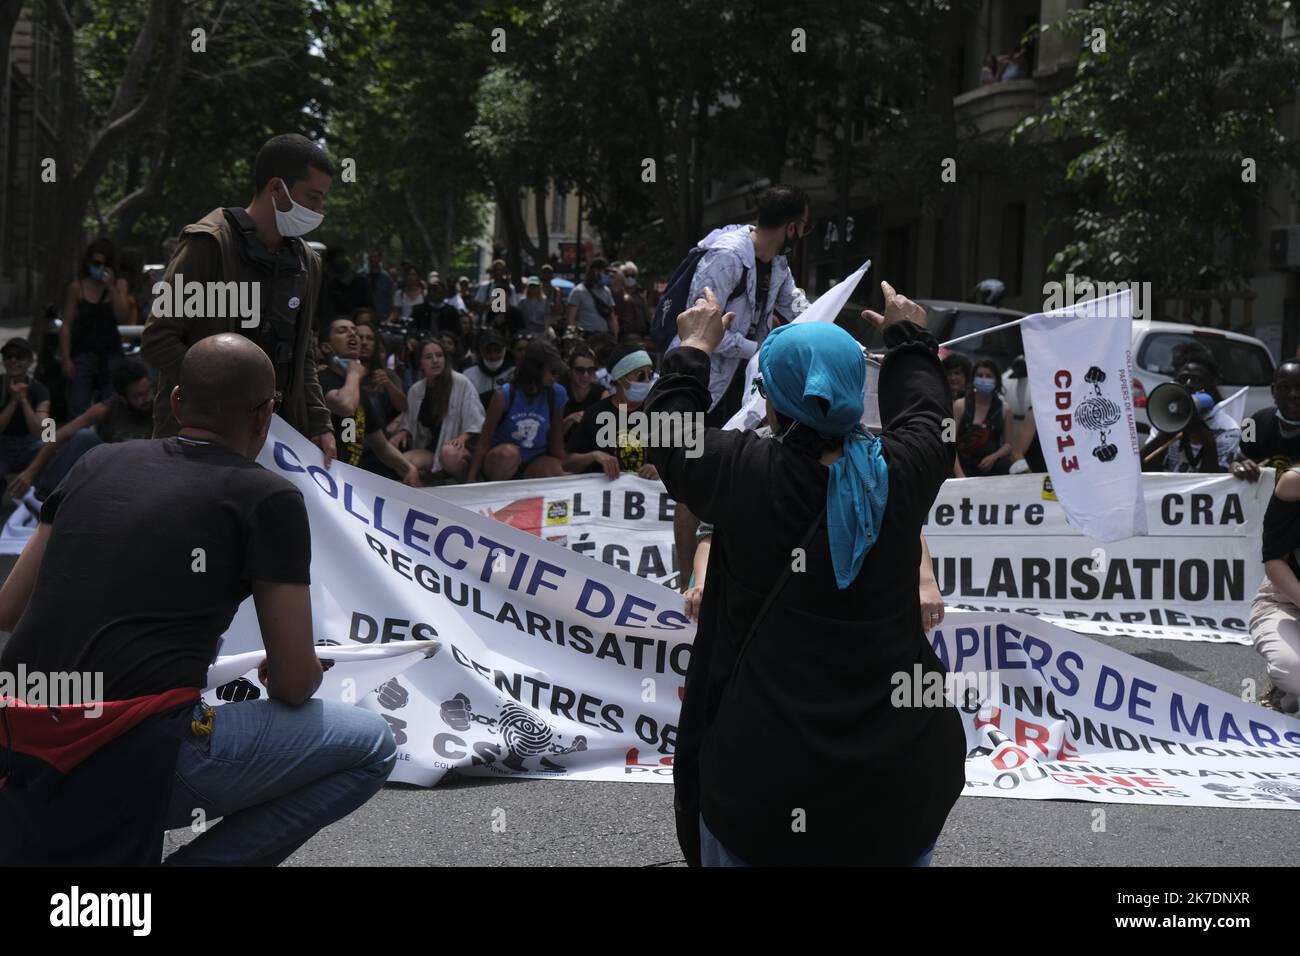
[
  {"x1": 36, "y1": 0, "x2": 334, "y2": 338},
  {"x1": 320, "y1": 0, "x2": 490, "y2": 273},
  {"x1": 1015, "y1": 0, "x2": 1300, "y2": 299}
]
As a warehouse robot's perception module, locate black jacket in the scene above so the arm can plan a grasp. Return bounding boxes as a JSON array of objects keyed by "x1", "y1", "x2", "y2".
[{"x1": 645, "y1": 320, "x2": 965, "y2": 865}]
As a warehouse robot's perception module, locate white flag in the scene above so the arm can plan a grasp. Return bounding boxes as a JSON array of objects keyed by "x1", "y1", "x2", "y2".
[
  {"x1": 1022, "y1": 289, "x2": 1147, "y2": 541},
  {"x1": 1214, "y1": 386, "x2": 1248, "y2": 428},
  {"x1": 724, "y1": 259, "x2": 872, "y2": 432}
]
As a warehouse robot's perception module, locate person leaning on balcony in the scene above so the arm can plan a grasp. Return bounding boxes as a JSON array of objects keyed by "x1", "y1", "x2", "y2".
[{"x1": 980, "y1": 55, "x2": 997, "y2": 86}]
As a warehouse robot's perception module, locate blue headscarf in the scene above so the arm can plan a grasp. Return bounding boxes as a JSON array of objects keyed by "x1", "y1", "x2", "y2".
[{"x1": 759, "y1": 322, "x2": 889, "y2": 589}]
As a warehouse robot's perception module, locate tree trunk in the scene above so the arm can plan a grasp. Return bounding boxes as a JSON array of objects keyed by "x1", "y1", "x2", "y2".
[
  {"x1": 111, "y1": 140, "x2": 172, "y2": 238},
  {"x1": 442, "y1": 190, "x2": 454, "y2": 274},
  {"x1": 532, "y1": 185, "x2": 549, "y2": 265},
  {"x1": 35, "y1": 0, "x2": 183, "y2": 339},
  {"x1": 574, "y1": 190, "x2": 584, "y2": 276},
  {"x1": 404, "y1": 185, "x2": 438, "y2": 271}
]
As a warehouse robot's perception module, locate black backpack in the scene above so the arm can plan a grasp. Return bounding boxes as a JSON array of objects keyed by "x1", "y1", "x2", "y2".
[{"x1": 649, "y1": 246, "x2": 748, "y2": 352}]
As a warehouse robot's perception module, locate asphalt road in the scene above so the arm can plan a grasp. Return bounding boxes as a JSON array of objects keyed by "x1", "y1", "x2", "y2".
[
  {"x1": 0, "y1": 551, "x2": 1287, "y2": 867},
  {"x1": 270, "y1": 633, "x2": 1287, "y2": 867}
]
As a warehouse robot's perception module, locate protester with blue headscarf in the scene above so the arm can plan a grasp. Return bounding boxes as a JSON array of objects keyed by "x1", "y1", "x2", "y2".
[{"x1": 644, "y1": 282, "x2": 964, "y2": 867}]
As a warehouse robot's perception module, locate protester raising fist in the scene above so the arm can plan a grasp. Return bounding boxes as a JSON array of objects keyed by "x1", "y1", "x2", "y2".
[
  {"x1": 861, "y1": 280, "x2": 928, "y2": 329},
  {"x1": 676, "y1": 286, "x2": 735, "y2": 353}
]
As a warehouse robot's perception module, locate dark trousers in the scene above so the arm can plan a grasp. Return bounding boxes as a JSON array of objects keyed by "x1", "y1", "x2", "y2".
[{"x1": 67, "y1": 351, "x2": 114, "y2": 418}]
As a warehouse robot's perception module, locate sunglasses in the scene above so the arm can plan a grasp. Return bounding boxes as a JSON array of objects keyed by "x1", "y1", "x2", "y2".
[
  {"x1": 625, "y1": 368, "x2": 652, "y2": 383},
  {"x1": 572, "y1": 365, "x2": 596, "y2": 375},
  {"x1": 250, "y1": 390, "x2": 283, "y2": 414}
]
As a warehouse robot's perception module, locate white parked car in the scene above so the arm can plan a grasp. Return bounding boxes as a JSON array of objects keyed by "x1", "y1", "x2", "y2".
[{"x1": 1129, "y1": 322, "x2": 1276, "y2": 435}]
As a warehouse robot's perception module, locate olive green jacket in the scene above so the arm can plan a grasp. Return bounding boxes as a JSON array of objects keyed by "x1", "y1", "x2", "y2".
[{"x1": 141, "y1": 207, "x2": 331, "y2": 439}]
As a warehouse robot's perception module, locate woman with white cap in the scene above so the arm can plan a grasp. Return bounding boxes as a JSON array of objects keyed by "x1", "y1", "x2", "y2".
[
  {"x1": 564, "y1": 344, "x2": 660, "y2": 480},
  {"x1": 644, "y1": 282, "x2": 964, "y2": 867}
]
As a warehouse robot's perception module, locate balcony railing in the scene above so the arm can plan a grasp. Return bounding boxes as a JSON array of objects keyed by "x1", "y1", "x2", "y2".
[{"x1": 952, "y1": 79, "x2": 1038, "y2": 141}]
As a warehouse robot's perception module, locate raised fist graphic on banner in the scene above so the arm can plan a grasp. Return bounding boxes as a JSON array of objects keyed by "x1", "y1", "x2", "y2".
[{"x1": 440, "y1": 693, "x2": 474, "y2": 732}]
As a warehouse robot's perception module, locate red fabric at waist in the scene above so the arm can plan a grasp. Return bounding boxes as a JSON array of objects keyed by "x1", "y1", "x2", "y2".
[{"x1": 0, "y1": 686, "x2": 199, "y2": 778}]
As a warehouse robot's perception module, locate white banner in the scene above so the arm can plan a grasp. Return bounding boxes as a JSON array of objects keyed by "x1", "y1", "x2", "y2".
[
  {"x1": 437, "y1": 470, "x2": 1268, "y2": 644},
  {"x1": 934, "y1": 614, "x2": 1300, "y2": 810},
  {"x1": 204, "y1": 643, "x2": 438, "y2": 706},
  {"x1": 1022, "y1": 289, "x2": 1146, "y2": 541},
  {"x1": 217, "y1": 420, "x2": 693, "y2": 785},
  {"x1": 206, "y1": 420, "x2": 1296, "y2": 807},
  {"x1": 925, "y1": 472, "x2": 1267, "y2": 644},
  {"x1": 434, "y1": 473, "x2": 682, "y2": 586}
]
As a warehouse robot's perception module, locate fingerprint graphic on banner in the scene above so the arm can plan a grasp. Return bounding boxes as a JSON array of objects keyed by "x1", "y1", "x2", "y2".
[{"x1": 499, "y1": 701, "x2": 554, "y2": 757}]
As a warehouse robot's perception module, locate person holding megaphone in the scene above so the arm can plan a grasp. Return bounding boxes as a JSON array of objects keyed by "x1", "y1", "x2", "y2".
[{"x1": 1141, "y1": 344, "x2": 1241, "y2": 473}]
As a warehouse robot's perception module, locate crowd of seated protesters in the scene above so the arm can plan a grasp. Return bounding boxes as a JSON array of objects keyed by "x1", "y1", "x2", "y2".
[{"x1": 938, "y1": 341, "x2": 1250, "y2": 480}]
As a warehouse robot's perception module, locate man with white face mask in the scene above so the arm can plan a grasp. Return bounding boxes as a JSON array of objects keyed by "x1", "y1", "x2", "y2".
[
  {"x1": 462, "y1": 329, "x2": 514, "y2": 405},
  {"x1": 142, "y1": 134, "x2": 338, "y2": 466}
]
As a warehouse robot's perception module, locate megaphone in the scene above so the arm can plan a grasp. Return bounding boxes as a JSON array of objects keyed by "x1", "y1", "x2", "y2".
[{"x1": 1146, "y1": 382, "x2": 1216, "y2": 433}]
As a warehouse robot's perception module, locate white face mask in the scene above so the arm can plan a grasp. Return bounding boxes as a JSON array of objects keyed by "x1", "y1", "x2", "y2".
[
  {"x1": 272, "y1": 179, "x2": 323, "y2": 237},
  {"x1": 483, "y1": 357, "x2": 504, "y2": 372},
  {"x1": 625, "y1": 379, "x2": 653, "y2": 402}
]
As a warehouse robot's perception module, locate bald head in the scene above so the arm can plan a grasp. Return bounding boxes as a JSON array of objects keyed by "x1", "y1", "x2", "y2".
[
  {"x1": 1273, "y1": 361, "x2": 1300, "y2": 422},
  {"x1": 177, "y1": 333, "x2": 276, "y2": 436}
]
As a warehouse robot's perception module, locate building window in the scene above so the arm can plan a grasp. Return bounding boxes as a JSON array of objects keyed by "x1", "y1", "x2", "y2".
[
  {"x1": 551, "y1": 190, "x2": 566, "y2": 232},
  {"x1": 999, "y1": 202, "x2": 1026, "y2": 297}
]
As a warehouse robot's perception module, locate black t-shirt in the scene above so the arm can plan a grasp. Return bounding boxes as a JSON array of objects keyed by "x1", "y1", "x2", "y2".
[
  {"x1": 319, "y1": 365, "x2": 384, "y2": 470},
  {"x1": 0, "y1": 377, "x2": 49, "y2": 437},
  {"x1": 95, "y1": 394, "x2": 154, "y2": 443},
  {"x1": 0, "y1": 438, "x2": 311, "y2": 700},
  {"x1": 1262, "y1": 475, "x2": 1300, "y2": 576},
  {"x1": 1240, "y1": 405, "x2": 1300, "y2": 473},
  {"x1": 565, "y1": 396, "x2": 647, "y2": 472},
  {"x1": 563, "y1": 385, "x2": 606, "y2": 420},
  {"x1": 417, "y1": 384, "x2": 443, "y2": 444}
]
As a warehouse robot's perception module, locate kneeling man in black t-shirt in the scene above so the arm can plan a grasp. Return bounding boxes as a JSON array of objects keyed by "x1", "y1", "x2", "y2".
[{"x1": 0, "y1": 333, "x2": 395, "y2": 865}]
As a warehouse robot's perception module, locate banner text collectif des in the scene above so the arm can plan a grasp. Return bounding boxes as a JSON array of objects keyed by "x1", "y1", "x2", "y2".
[{"x1": 270, "y1": 441, "x2": 693, "y2": 679}]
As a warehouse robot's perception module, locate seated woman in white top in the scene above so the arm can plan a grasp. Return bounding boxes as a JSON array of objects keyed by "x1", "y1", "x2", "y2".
[{"x1": 392, "y1": 339, "x2": 484, "y2": 482}]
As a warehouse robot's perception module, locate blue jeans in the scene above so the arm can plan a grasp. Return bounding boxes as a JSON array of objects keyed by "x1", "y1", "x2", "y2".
[
  {"x1": 162, "y1": 699, "x2": 396, "y2": 866},
  {"x1": 699, "y1": 814, "x2": 936, "y2": 867}
]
